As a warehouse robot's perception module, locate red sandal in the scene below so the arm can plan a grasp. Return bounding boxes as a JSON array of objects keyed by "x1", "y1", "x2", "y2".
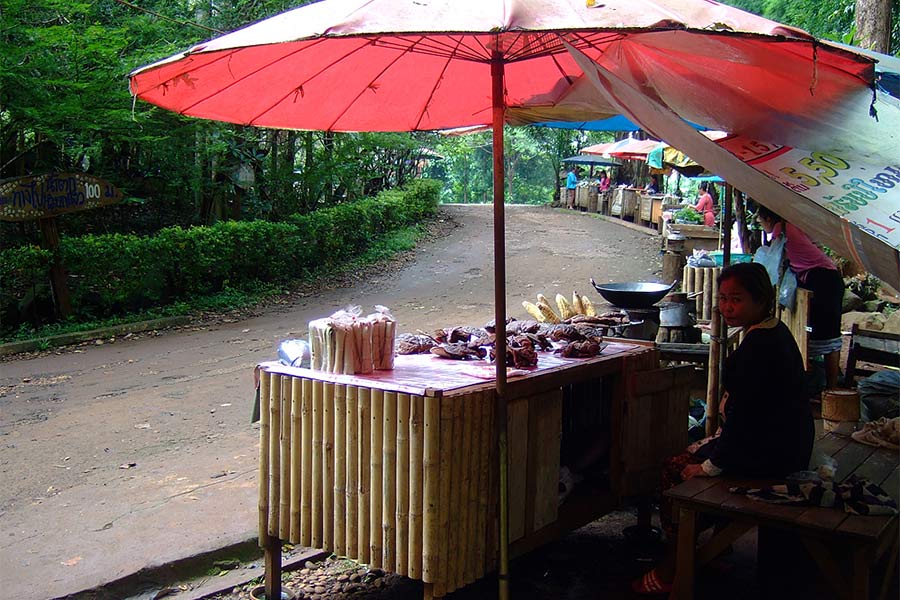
[{"x1": 631, "y1": 569, "x2": 673, "y2": 595}]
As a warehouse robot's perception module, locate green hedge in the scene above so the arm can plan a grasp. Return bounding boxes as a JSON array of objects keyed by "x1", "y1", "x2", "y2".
[{"x1": 1, "y1": 179, "x2": 440, "y2": 331}]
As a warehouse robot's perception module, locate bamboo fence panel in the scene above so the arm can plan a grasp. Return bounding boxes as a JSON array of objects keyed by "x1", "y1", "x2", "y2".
[
  {"x1": 456, "y1": 393, "x2": 474, "y2": 587},
  {"x1": 422, "y1": 395, "x2": 440, "y2": 584},
  {"x1": 289, "y1": 377, "x2": 302, "y2": 543},
  {"x1": 311, "y1": 380, "x2": 324, "y2": 548},
  {"x1": 382, "y1": 391, "x2": 398, "y2": 571},
  {"x1": 258, "y1": 372, "x2": 271, "y2": 547},
  {"x1": 346, "y1": 385, "x2": 359, "y2": 557},
  {"x1": 334, "y1": 384, "x2": 347, "y2": 556},
  {"x1": 370, "y1": 389, "x2": 384, "y2": 568},
  {"x1": 476, "y1": 391, "x2": 491, "y2": 574},
  {"x1": 434, "y1": 395, "x2": 454, "y2": 599},
  {"x1": 408, "y1": 394, "x2": 425, "y2": 580},
  {"x1": 279, "y1": 377, "x2": 291, "y2": 539},
  {"x1": 300, "y1": 378, "x2": 313, "y2": 546},
  {"x1": 358, "y1": 387, "x2": 371, "y2": 563},
  {"x1": 396, "y1": 393, "x2": 411, "y2": 576},
  {"x1": 268, "y1": 374, "x2": 282, "y2": 538},
  {"x1": 447, "y1": 397, "x2": 464, "y2": 593},
  {"x1": 322, "y1": 382, "x2": 334, "y2": 550}
]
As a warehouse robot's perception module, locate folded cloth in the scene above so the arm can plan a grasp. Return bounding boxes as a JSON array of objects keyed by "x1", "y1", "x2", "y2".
[
  {"x1": 730, "y1": 475, "x2": 898, "y2": 516},
  {"x1": 851, "y1": 416, "x2": 900, "y2": 450}
]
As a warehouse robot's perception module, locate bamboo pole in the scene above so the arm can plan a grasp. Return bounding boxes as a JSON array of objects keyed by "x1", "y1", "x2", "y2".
[
  {"x1": 396, "y1": 392, "x2": 411, "y2": 576},
  {"x1": 300, "y1": 378, "x2": 313, "y2": 546},
  {"x1": 346, "y1": 385, "x2": 359, "y2": 558},
  {"x1": 435, "y1": 395, "x2": 454, "y2": 598},
  {"x1": 382, "y1": 391, "x2": 398, "y2": 571},
  {"x1": 258, "y1": 370, "x2": 271, "y2": 548},
  {"x1": 682, "y1": 265, "x2": 690, "y2": 294},
  {"x1": 457, "y1": 394, "x2": 474, "y2": 587},
  {"x1": 465, "y1": 392, "x2": 479, "y2": 584},
  {"x1": 486, "y1": 388, "x2": 499, "y2": 573},
  {"x1": 358, "y1": 387, "x2": 371, "y2": 563},
  {"x1": 334, "y1": 384, "x2": 347, "y2": 556},
  {"x1": 476, "y1": 390, "x2": 491, "y2": 575},
  {"x1": 408, "y1": 394, "x2": 425, "y2": 580},
  {"x1": 796, "y1": 289, "x2": 810, "y2": 368},
  {"x1": 370, "y1": 389, "x2": 384, "y2": 569},
  {"x1": 706, "y1": 307, "x2": 722, "y2": 437},
  {"x1": 448, "y1": 398, "x2": 464, "y2": 592},
  {"x1": 311, "y1": 379, "x2": 323, "y2": 548},
  {"x1": 268, "y1": 374, "x2": 282, "y2": 538},
  {"x1": 280, "y1": 377, "x2": 292, "y2": 540},
  {"x1": 322, "y1": 382, "x2": 335, "y2": 551},
  {"x1": 703, "y1": 268, "x2": 714, "y2": 321},
  {"x1": 422, "y1": 395, "x2": 440, "y2": 584},
  {"x1": 290, "y1": 377, "x2": 303, "y2": 543}
]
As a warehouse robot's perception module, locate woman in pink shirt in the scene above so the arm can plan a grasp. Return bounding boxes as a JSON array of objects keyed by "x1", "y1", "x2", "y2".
[
  {"x1": 695, "y1": 182, "x2": 716, "y2": 226},
  {"x1": 756, "y1": 205, "x2": 845, "y2": 390}
]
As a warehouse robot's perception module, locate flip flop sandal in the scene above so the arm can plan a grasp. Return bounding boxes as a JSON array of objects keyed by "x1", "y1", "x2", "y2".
[{"x1": 631, "y1": 569, "x2": 673, "y2": 595}]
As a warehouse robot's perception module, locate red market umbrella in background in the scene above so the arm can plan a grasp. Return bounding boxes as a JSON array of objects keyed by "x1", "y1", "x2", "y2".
[
  {"x1": 129, "y1": 0, "x2": 883, "y2": 595},
  {"x1": 582, "y1": 138, "x2": 664, "y2": 161}
]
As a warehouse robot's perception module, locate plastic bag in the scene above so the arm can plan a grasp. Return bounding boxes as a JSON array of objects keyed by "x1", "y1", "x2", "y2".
[
  {"x1": 778, "y1": 268, "x2": 798, "y2": 311},
  {"x1": 753, "y1": 235, "x2": 786, "y2": 286}
]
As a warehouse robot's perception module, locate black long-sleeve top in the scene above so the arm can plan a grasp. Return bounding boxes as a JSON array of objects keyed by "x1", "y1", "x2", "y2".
[{"x1": 708, "y1": 319, "x2": 814, "y2": 478}]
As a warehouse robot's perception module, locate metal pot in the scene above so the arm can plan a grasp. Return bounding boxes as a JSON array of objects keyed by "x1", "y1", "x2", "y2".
[
  {"x1": 590, "y1": 279, "x2": 676, "y2": 309},
  {"x1": 659, "y1": 302, "x2": 694, "y2": 327}
]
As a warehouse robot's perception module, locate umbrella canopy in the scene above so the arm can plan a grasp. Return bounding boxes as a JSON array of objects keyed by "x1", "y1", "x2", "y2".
[{"x1": 582, "y1": 137, "x2": 663, "y2": 160}]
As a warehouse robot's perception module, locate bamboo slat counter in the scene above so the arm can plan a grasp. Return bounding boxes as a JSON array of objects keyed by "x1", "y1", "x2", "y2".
[{"x1": 256, "y1": 341, "x2": 691, "y2": 599}]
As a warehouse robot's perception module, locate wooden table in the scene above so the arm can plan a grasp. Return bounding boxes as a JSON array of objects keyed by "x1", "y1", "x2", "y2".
[
  {"x1": 668, "y1": 432, "x2": 899, "y2": 599},
  {"x1": 256, "y1": 341, "x2": 692, "y2": 599}
]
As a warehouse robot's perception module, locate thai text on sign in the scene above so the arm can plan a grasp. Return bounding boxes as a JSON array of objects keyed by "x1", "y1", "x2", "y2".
[{"x1": 0, "y1": 173, "x2": 123, "y2": 221}]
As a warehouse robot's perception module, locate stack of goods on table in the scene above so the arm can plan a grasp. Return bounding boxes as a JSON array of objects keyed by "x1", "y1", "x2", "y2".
[{"x1": 309, "y1": 305, "x2": 396, "y2": 374}]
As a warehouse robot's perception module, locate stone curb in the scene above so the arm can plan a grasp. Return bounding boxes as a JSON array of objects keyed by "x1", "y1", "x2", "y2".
[{"x1": 0, "y1": 315, "x2": 193, "y2": 357}]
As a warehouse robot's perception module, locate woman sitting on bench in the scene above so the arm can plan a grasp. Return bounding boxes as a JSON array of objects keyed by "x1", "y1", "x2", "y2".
[{"x1": 633, "y1": 262, "x2": 815, "y2": 595}]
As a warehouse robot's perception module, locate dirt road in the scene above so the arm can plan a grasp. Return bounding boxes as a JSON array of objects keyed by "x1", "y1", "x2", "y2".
[{"x1": 0, "y1": 205, "x2": 662, "y2": 599}]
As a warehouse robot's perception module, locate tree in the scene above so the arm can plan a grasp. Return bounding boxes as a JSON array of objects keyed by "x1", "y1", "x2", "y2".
[{"x1": 855, "y1": 0, "x2": 893, "y2": 51}]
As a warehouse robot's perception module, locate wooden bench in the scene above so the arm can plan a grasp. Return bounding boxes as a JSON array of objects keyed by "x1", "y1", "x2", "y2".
[
  {"x1": 667, "y1": 432, "x2": 899, "y2": 599},
  {"x1": 843, "y1": 324, "x2": 900, "y2": 387}
]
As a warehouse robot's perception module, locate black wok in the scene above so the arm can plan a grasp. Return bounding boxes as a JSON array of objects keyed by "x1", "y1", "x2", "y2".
[{"x1": 589, "y1": 279, "x2": 676, "y2": 309}]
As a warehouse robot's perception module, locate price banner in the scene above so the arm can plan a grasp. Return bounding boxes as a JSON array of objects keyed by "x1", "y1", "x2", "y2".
[
  {"x1": 717, "y1": 136, "x2": 900, "y2": 250},
  {"x1": 0, "y1": 173, "x2": 123, "y2": 221}
]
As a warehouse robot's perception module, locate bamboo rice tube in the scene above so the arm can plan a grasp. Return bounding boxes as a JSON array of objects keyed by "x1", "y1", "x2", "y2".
[
  {"x1": 408, "y1": 394, "x2": 424, "y2": 580},
  {"x1": 290, "y1": 378, "x2": 302, "y2": 543},
  {"x1": 333, "y1": 326, "x2": 347, "y2": 375},
  {"x1": 322, "y1": 382, "x2": 335, "y2": 550},
  {"x1": 357, "y1": 387, "x2": 371, "y2": 563},
  {"x1": 258, "y1": 370, "x2": 271, "y2": 548},
  {"x1": 333, "y1": 384, "x2": 347, "y2": 555},
  {"x1": 268, "y1": 374, "x2": 282, "y2": 538},
  {"x1": 382, "y1": 391, "x2": 398, "y2": 571},
  {"x1": 309, "y1": 318, "x2": 332, "y2": 371},
  {"x1": 370, "y1": 389, "x2": 384, "y2": 568},
  {"x1": 300, "y1": 378, "x2": 313, "y2": 546},
  {"x1": 396, "y1": 393, "x2": 411, "y2": 576},
  {"x1": 422, "y1": 395, "x2": 440, "y2": 584},
  {"x1": 355, "y1": 320, "x2": 374, "y2": 374},
  {"x1": 346, "y1": 386, "x2": 359, "y2": 557},
  {"x1": 311, "y1": 380, "x2": 324, "y2": 547}
]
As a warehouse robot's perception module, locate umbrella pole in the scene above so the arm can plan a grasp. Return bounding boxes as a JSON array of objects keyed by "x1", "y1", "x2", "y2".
[{"x1": 491, "y1": 51, "x2": 510, "y2": 600}]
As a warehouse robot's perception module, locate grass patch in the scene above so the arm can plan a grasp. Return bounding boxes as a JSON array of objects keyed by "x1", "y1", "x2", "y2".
[{"x1": 2, "y1": 224, "x2": 428, "y2": 346}]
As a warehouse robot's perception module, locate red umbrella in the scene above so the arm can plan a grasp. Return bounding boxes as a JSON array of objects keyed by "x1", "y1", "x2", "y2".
[{"x1": 130, "y1": 1, "x2": 879, "y2": 595}]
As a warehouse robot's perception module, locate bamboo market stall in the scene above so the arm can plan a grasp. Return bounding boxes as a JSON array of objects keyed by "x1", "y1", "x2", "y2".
[{"x1": 256, "y1": 342, "x2": 692, "y2": 599}]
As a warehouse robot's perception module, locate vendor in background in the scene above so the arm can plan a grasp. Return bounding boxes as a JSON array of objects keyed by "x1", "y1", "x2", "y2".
[
  {"x1": 565, "y1": 166, "x2": 578, "y2": 209},
  {"x1": 633, "y1": 262, "x2": 813, "y2": 595},
  {"x1": 695, "y1": 181, "x2": 716, "y2": 226},
  {"x1": 756, "y1": 205, "x2": 845, "y2": 391},
  {"x1": 597, "y1": 170, "x2": 611, "y2": 193}
]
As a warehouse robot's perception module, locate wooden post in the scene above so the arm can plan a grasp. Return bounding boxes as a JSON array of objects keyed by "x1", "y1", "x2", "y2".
[
  {"x1": 663, "y1": 252, "x2": 685, "y2": 286},
  {"x1": 264, "y1": 534, "x2": 282, "y2": 600},
  {"x1": 38, "y1": 217, "x2": 72, "y2": 318},
  {"x1": 370, "y1": 389, "x2": 384, "y2": 568}
]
